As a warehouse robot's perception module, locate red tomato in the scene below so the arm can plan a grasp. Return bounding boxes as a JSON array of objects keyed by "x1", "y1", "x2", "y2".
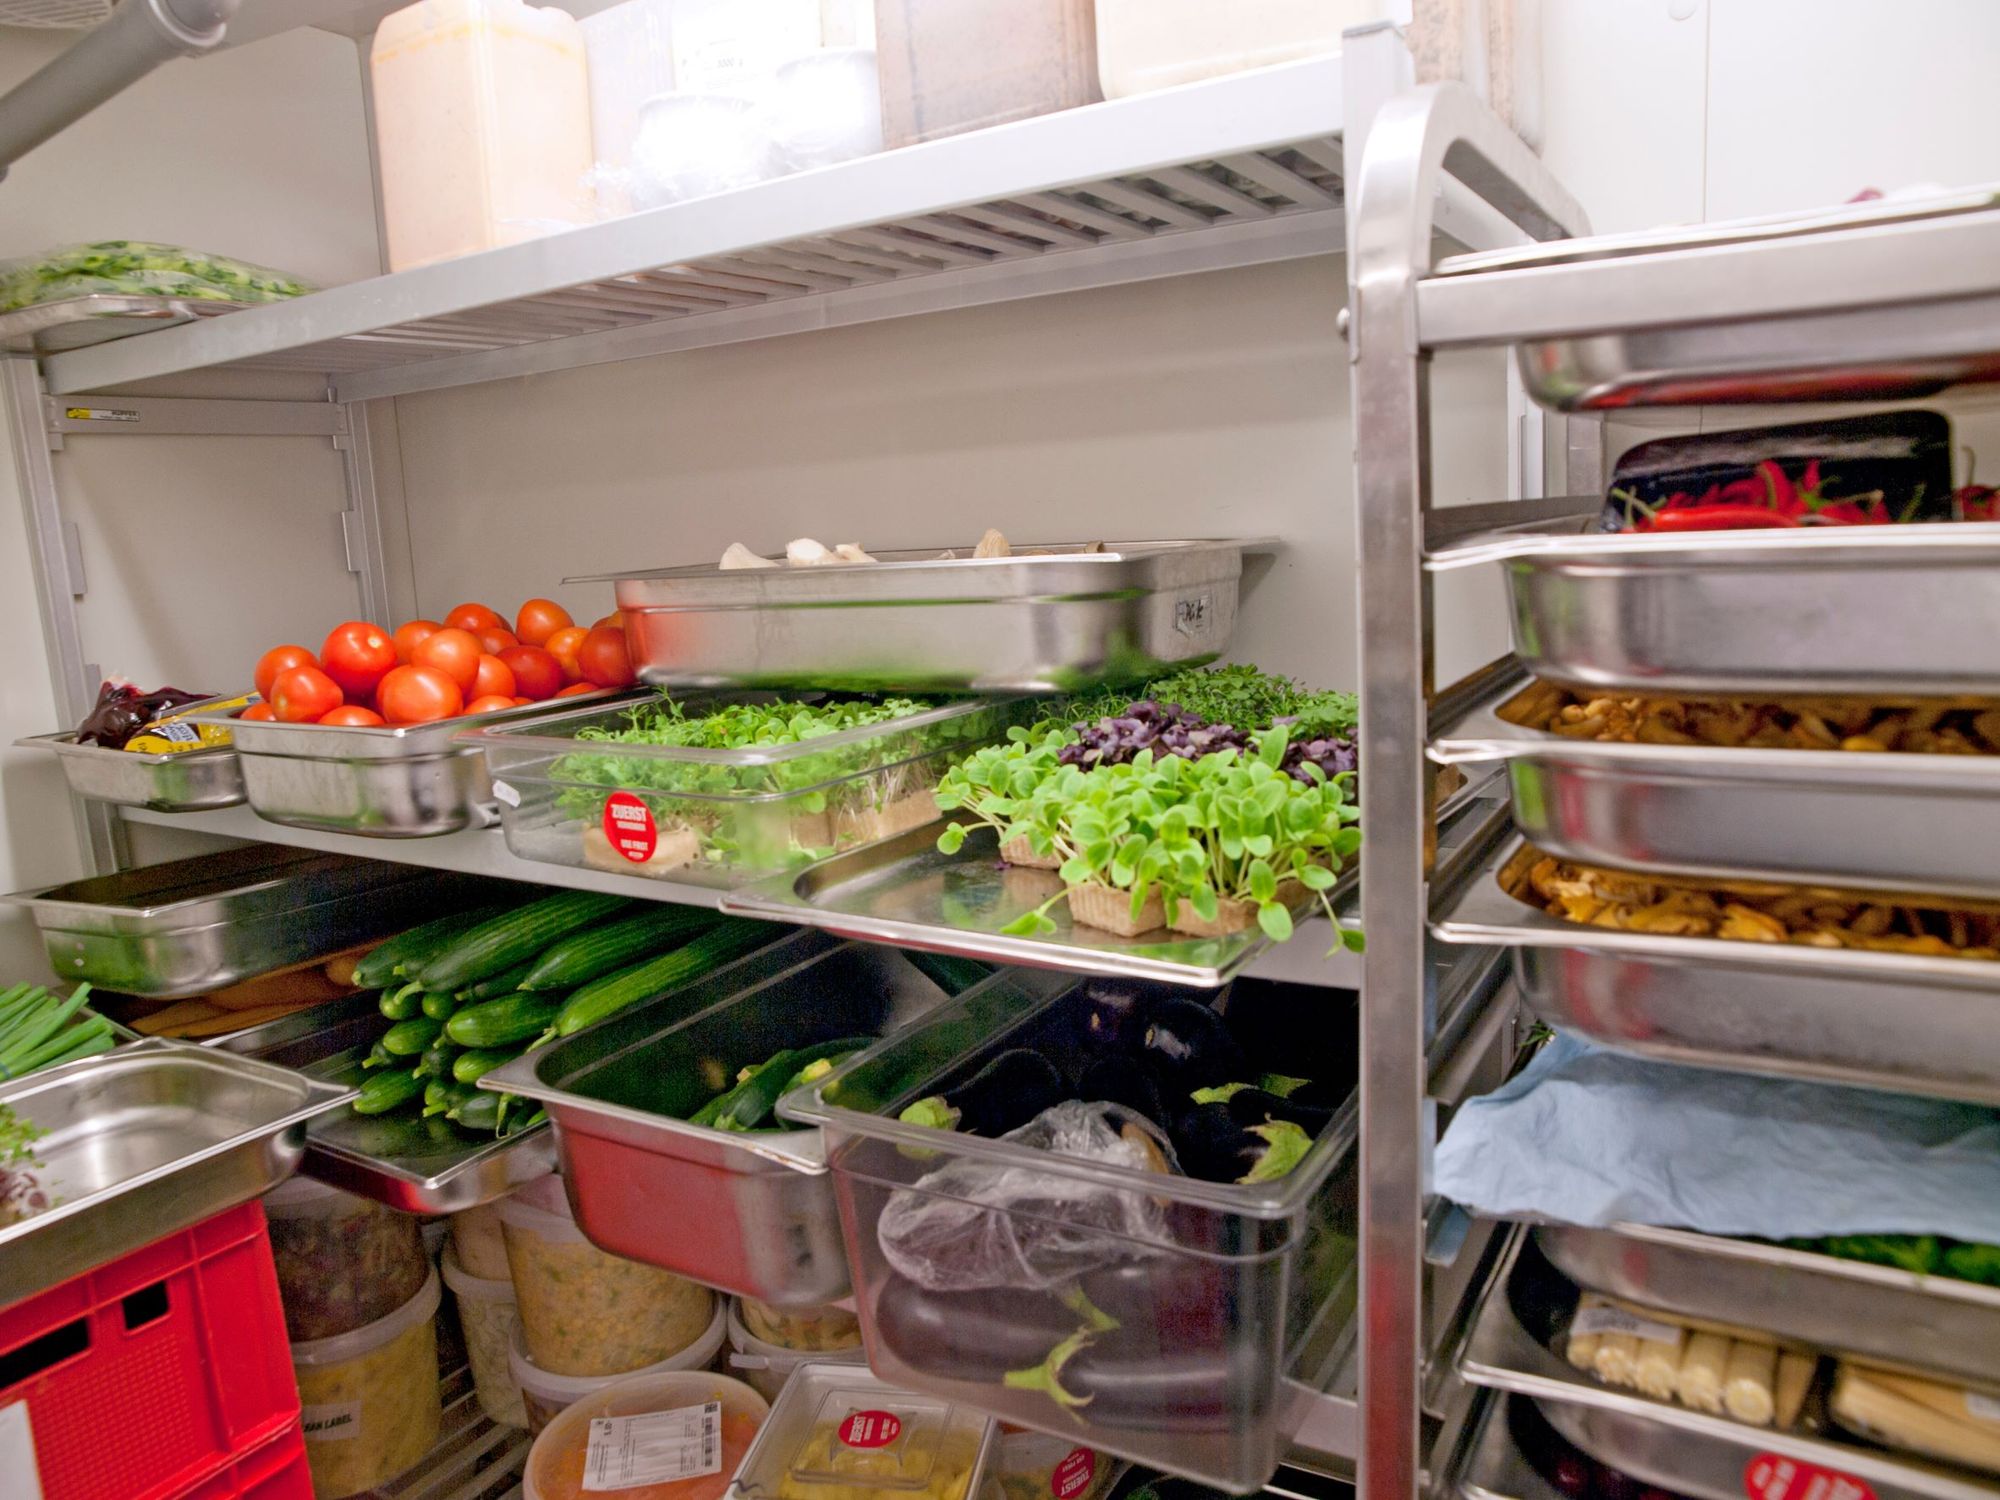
[
  {"x1": 391, "y1": 619, "x2": 443, "y2": 664},
  {"x1": 498, "y1": 645, "x2": 564, "y2": 700},
  {"x1": 544, "y1": 626, "x2": 589, "y2": 682},
  {"x1": 377, "y1": 665, "x2": 463, "y2": 725},
  {"x1": 464, "y1": 693, "x2": 517, "y2": 715},
  {"x1": 240, "y1": 703, "x2": 277, "y2": 721},
  {"x1": 444, "y1": 602, "x2": 506, "y2": 633},
  {"x1": 577, "y1": 626, "x2": 635, "y2": 688},
  {"x1": 510, "y1": 696, "x2": 534, "y2": 707},
  {"x1": 476, "y1": 626, "x2": 520, "y2": 655},
  {"x1": 255, "y1": 645, "x2": 317, "y2": 699},
  {"x1": 591, "y1": 612, "x2": 622, "y2": 633},
  {"x1": 269, "y1": 666, "x2": 344, "y2": 723},
  {"x1": 514, "y1": 598, "x2": 573, "y2": 647},
  {"x1": 554, "y1": 682, "x2": 598, "y2": 698},
  {"x1": 471, "y1": 654, "x2": 516, "y2": 700},
  {"x1": 411, "y1": 628, "x2": 483, "y2": 691},
  {"x1": 318, "y1": 705, "x2": 387, "y2": 727},
  {"x1": 320, "y1": 621, "x2": 397, "y2": 699}
]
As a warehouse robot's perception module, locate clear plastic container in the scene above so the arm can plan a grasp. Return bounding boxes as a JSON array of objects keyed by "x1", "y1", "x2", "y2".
[
  {"x1": 469, "y1": 692, "x2": 1033, "y2": 889},
  {"x1": 669, "y1": 0, "x2": 821, "y2": 93},
  {"x1": 1092, "y1": 0, "x2": 1387, "y2": 98},
  {"x1": 523, "y1": 1368, "x2": 769, "y2": 1499},
  {"x1": 740, "y1": 1296, "x2": 863, "y2": 1352},
  {"x1": 768, "y1": 48, "x2": 884, "y2": 173},
  {"x1": 986, "y1": 1431, "x2": 1109, "y2": 1500},
  {"x1": 630, "y1": 92, "x2": 779, "y2": 211},
  {"x1": 451, "y1": 1199, "x2": 513, "y2": 1281},
  {"x1": 580, "y1": 0, "x2": 676, "y2": 217},
  {"x1": 264, "y1": 1174, "x2": 428, "y2": 1343},
  {"x1": 510, "y1": 1297, "x2": 729, "y2": 1433},
  {"x1": 370, "y1": 0, "x2": 596, "y2": 271},
  {"x1": 727, "y1": 1300, "x2": 866, "y2": 1402},
  {"x1": 726, "y1": 1362, "x2": 996, "y2": 1500},
  {"x1": 293, "y1": 1269, "x2": 442, "y2": 1500},
  {"x1": 785, "y1": 978, "x2": 1361, "y2": 1490},
  {"x1": 872, "y1": 0, "x2": 1099, "y2": 147},
  {"x1": 441, "y1": 1246, "x2": 526, "y2": 1428},
  {"x1": 499, "y1": 1188, "x2": 717, "y2": 1377}
]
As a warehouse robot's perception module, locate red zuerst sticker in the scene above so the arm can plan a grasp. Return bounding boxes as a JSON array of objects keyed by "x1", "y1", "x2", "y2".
[
  {"x1": 1050, "y1": 1448, "x2": 1096, "y2": 1499},
  {"x1": 603, "y1": 792, "x2": 657, "y2": 863},
  {"x1": 1745, "y1": 1454, "x2": 1875, "y2": 1500},
  {"x1": 838, "y1": 1411, "x2": 903, "y2": 1449}
]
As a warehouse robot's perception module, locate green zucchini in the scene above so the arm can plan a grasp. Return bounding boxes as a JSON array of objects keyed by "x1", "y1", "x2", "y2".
[
  {"x1": 552, "y1": 919, "x2": 772, "y2": 1038},
  {"x1": 457, "y1": 959, "x2": 534, "y2": 1003},
  {"x1": 519, "y1": 907, "x2": 720, "y2": 991},
  {"x1": 777, "y1": 1037, "x2": 874, "y2": 1096},
  {"x1": 353, "y1": 902, "x2": 514, "y2": 989},
  {"x1": 420, "y1": 989, "x2": 459, "y2": 1021},
  {"x1": 382, "y1": 1015, "x2": 444, "y2": 1055},
  {"x1": 353, "y1": 1068, "x2": 424, "y2": 1115},
  {"x1": 452, "y1": 1048, "x2": 516, "y2": 1085},
  {"x1": 450, "y1": 1088, "x2": 508, "y2": 1132},
  {"x1": 379, "y1": 981, "x2": 425, "y2": 1021},
  {"x1": 716, "y1": 1038, "x2": 872, "y2": 1132},
  {"x1": 446, "y1": 993, "x2": 563, "y2": 1050},
  {"x1": 416, "y1": 892, "x2": 632, "y2": 993}
]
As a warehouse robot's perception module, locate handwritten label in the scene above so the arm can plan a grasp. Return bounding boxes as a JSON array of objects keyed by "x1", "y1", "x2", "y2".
[
  {"x1": 1744, "y1": 1453, "x2": 1875, "y2": 1500},
  {"x1": 584, "y1": 1402, "x2": 722, "y2": 1491},
  {"x1": 301, "y1": 1401, "x2": 363, "y2": 1443},
  {"x1": 1571, "y1": 1304, "x2": 1683, "y2": 1345},
  {"x1": 838, "y1": 1410, "x2": 903, "y2": 1449},
  {"x1": 1172, "y1": 595, "x2": 1213, "y2": 637},
  {"x1": 603, "y1": 791, "x2": 658, "y2": 863}
]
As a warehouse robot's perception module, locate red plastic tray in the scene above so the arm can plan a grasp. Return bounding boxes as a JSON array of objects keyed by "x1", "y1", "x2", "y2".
[{"x1": 181, "y1": 1422, "x2": 313, "y2": 1500}]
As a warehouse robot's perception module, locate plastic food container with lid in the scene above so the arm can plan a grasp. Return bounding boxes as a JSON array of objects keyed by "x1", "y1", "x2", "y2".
[
  {"x1": 451, "y1": 1198, "x2": 512, "y2": 1280},
  {"x1": 872, "y1": 0, "x2": 1099, "y2": 147},
  {"x1": 740, "y1": 1295, "x2": 863, "y2": 1352},
  {"x1": 986, "y1": 1431, "x2": 1110, "y2": 1500},
  {"x1": 1092, "y1": 0, "x2": 1385, "y2": 98},
  {"x1": 726, "y1": 1362, "x2": 997, "y2": 1500},
  {"x1": 727, "y1": 1299, "x2": 866, "y2": 1402},
  {"x1": 264, "y1": 1173, "x2": 429, "y2": 1343},
  {"x1": 293, "y1": 1267, "x2": 443, "y2": 1499},
  {"x1": 499, "y1": 1182, "x2": 717, "y2": 1376},
  {"x1": 442, "y1": 1245, "x2": 527, "y2": 1428},
  {"x1": 511, "y1": 1297, "x2": 730, "y2": 1434},
  {"x1": 523, "y1": 1368, "x2": 769, "y2": 1500}
]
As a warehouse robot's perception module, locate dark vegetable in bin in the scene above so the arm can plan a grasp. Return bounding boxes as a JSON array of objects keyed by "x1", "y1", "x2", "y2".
[
  {"x1": 1006, "y1": 1338, "x2": 1245, "y2": 1430},
  {"x1": 898, "y1": 1048, "x2": 1067, "y2": 1136},
  {"x1": 1081, "y1": 979, "x2": 1155, "y2": 1052},
  {"x1": 1077, "y1": 1055, "x2": 1165, "y2": 1125},
  {"x1": 875, "y1": 1275, "x2": 1114, "y2": 1382},
  {"x1": 1140, "y1": 999, "x2": 1247, "y2": 1095},
  {"x1": 1171, "y1": 1104, "x2": 1313, "y2": 1185},
  {"x1": 1221, "y1": 1086, "x2": 1332, "y2": 1136}
]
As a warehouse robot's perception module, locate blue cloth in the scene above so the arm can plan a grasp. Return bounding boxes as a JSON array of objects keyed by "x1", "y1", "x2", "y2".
[{"x1": 1432, "y1": 1033, "x2": 2000, "y2": 1240}]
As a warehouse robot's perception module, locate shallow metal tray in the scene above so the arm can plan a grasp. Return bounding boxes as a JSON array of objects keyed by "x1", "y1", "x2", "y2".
[
  {"x1": 7, "y1": 845, "x2": 451, "y2": 998},
  {"x1": 18, "y1": 720, "x2": 245, "y2": 812},
  {"x1": 0, "y1": 1039, "x2": 351, "y2": 1307},
  {"x1": 1432, "y1": 680, "x2": 2000, "y2": 900},
  {"x1": 484, "y1": 928, "x2": 968, "y2": 1305},
  {"x1": 1537, "y1": 1222, "x2": 2000, "y2": 1391},
  {"x1": 0, "y1": 293, "x2": 249, "y2": 355},
  {"x1": 1452, "y1": 1393, "x2": 1566, "y2": 1500},
  {"x1": 590, "y1": 538, "x2": 1275, "y2": 692},
  {"x1": 1432, "y1": 831, "x2": 2000, "y2": 1105},
  {"x1": 1429, "y1": 521, "x2": 2000, "y2": 698},
  {"x1": 1461, "y1": 1230, "x2": 1997, "y2": 1500}
]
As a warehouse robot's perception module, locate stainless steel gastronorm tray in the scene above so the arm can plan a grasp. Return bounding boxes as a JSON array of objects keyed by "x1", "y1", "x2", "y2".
[
  {"x1": 1428, "y1": 521, "x2": 2000, "y2": 698},
  {"x1": 0, "y1": 1039, "x2": 351, "y2": 1307},
  {"x1": 7, "y1": 845, "x2": 456, "y2": 999},
  {"x1": 1452, "y1": 1393, "x2": 1568, "y2": 1500},
  {"x1": 590, "y1": 538, "x2": 1276, "y2": 692},
  {"x1": 18, "y1": 708, "x2": 246, "y2": 812},
  {"x1": 484, "y1": 928, "x2": 972, "y2": 1305},
  {"x1": 1461, "y1": 1229, "x2": 1998, "y2": 1500},
  {"x1": 1432, "y1": 680, "x2": 2000, "y2": 899},
  {"x1": 1431, "y1": 830, "x2": 2000, "y2": 1105},
  {"x1": 1536, "y1": 1222, "x2": 2000, "y2": 1390}
]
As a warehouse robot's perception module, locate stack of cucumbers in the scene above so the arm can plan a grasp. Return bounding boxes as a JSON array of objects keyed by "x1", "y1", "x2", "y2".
[{"x1": 349, "y1": 891, "x2": 774, "y2": 1133}]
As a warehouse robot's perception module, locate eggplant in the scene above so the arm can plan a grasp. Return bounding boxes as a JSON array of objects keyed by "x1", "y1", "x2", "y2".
[
  {"x1": 1077, "y1": 1256, "x2": 1242, "y2": 1349},
  {"x1": 1076, "y1": 1055, "x2": 1166, "y2": 1125},
  {"x1": 1002, "y1": 1329, "x2": 1248, "y2": 1431},
  {"x1": 1171, "y1": 1103, "x2": 1313, "y2": 1185},
  {"x1": 875, "y1": 1275, "x2": 1096, "y2": 1381},
  {"x1": 1079, "y1": 978, "x2": 1154, "y2": 1052},
  {"x1": 1224, "y1": 1087, "x2": 1333, "y2": 1136},
  {"x1": 1140, "y1": 998, "x2": 1247, "y2": 1095},
  {"x1": 899, "y1": 1048, "x2": 1067, "y2": 1137}
]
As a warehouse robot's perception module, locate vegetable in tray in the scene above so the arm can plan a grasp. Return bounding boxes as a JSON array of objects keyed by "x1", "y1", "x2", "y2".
[{"x1": 0, "y1": 241, "x2": 309, "y2": 312}]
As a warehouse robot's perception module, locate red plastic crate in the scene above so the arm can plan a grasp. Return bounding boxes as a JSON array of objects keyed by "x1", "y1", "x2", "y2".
[
  {"x1": 180, "y1": 1423, "x2": 313, "y2": 1500},
  {"x1": 0, "y1": 1199, "x2": 300, "y2": 1500}
]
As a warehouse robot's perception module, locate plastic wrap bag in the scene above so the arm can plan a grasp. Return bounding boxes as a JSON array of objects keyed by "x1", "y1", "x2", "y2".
[
  {"x1": 1434, "y1": 1033, "x2": 2000, "y2": 1241},
  {"x1": 0, "y1": 242, "x2": 308, "y2": 312},
  {"x1": 878, "y1": 1101, "x2": 1177, "y2": 1292}
]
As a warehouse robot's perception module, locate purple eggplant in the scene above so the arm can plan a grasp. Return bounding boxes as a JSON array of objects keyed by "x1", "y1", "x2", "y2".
[
  {"x1": 1076, "y1": 1055, "x2": 1166, "y2": 1126},
  {"x1": 899, "y1": 1048, "x2": 1067, "y2": 1137},
  {"x1": 875, "y1": 1275, "x2": 1117, "y2": 1381},
  {"x1": 1140, "y1": 999, "x2": 1247, "y2": 1094}
]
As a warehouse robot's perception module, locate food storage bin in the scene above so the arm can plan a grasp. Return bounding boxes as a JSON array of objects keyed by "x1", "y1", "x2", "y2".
[
  {"x1": 464, "y1": 692, "x2": 1031, "y2": 889},
  {"x1": 370, "y1": 0, "x2": 595, "y2": 271},
  {"x1": 727, "y1": 1300, "x2": 866, "y2": 1402},
  {"x1": 987, "y1": 1431, "x2": 1111, "y2": 1500},
  {"x1": 509, "y1": 1298, "x2": 729, "y2": 1434},
  {"x1": 442, "y1": 1246, "x2": 526, "y2": 1428},
  {"x1": 873, "y1": 0, "x2": 1099, "y2": 147},
  {"x1": 726, "y1": 1362, "x2": 996, "y2": 1500},
  {"x1": 264, "y1": 1174, "x2": 428, "y2": 1342},
  {"x1": 785, "y1": 978, "x2": 1361, "y2": 1490},
  {"x1": 451, "y1": 1199, "x2": 513, "y2": 1280},
  {"x1": 768, "y1": 48, "x2": 884, "y2": 173},
  {"x1": 579, "y1": 0, "x2": 675, "y2": 217},
  {"x1": 630, "y1": 91, "x2": 780, "y2": 210},
  {"x1": 742, "y1": 1296, "x2": 863, "y2": 1351},
  {"x1": 291, "y1": 1268, "x2": 441, "y2": 1500},
  {"x1": 523, "y1": 1368, "x2": 769, "y2": 1498},
  {"x1": 1093, "y1": 0, "x2": 1382, "y2": 97},
  {"x1": 499, "y1": 1186, "x2": 716, "y2": 1377}
]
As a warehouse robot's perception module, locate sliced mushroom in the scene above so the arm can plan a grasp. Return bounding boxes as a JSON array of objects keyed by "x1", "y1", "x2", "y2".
[
  {"x1": 972, "y1": 528, "x2": 1011, "y2": 559},
  {"x1": 719, "y1": 542, "x2": 780, "y2": 570}
]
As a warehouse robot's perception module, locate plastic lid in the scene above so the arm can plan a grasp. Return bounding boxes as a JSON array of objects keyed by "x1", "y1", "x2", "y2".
[
  {"x1": 291, "y1": 1267, "x2": 441, "y2": 1368},
  {"x1": 525, "y1": 1367, "x2": 769, "y2": 1500},
  {"x1": 440, "y1": 1245, "x2": 515, "y2": 1302},
  {"x1": 730, "y1": 1363, "x2": 995, "y2": 1500},
  {"x1": 726, "y1": 1302, "x2": 866, "y2": 1376},
  {"x1": 508, "y1": 1294, "x2": 726, "y2": 1402}
]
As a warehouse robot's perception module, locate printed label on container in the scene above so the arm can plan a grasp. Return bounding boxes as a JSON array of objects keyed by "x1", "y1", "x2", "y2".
[
  {"x1": 1744, "y1": 1453, "x2": 1875, "y2": 1500},
  {"x1": 64, "y1": 407, "x2": 138, "y2": 423},
  {"x1": 1967, "y1": 1390, "x2": 2000, "y2": 1422},
  {"x1": 839, "y1": 1410, "x2": 904, "y2": 1449},
  {"x1": 0, "y1": 1403, "x2": 43, "y2": 1500},
  {"x1": 302, "y1": 1400, "x2": 364, "y2": 1442},
  {"x1": 1051, "y1": 1448, "x2": 1096, "y2": 1499},
  {"x1": 491, "y1": 779, "x2": 520, "y2": 808},
  {"x1": 1571, "y1": 1304, "x2": 1683, "y2": 1345},
  {"x1": 584, "y1": 1402, "x2": 722, "y2": 1492},
  {"x1": 603, "y1": 792, "x2": 658, "y2": 863}
]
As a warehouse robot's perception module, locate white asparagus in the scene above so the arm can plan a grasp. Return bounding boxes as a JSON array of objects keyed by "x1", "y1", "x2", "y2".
[
  {"x1": 1832, "y1": 1365, "x2": 2000, "y2": 1472},
  {"x1": 1676, "y1": 1331, "x2": 1732, "y2": 1414},
  {"x1": 1635, "y1": 1324, "x2": 1688, "y2": 1399},
  {"x1": 1724, "y1": 1339, "x2": 1779, "y2": 1425},
  {"x1": 1776, "y1": 1352, "x2": 1816, "y2": 1428},
  {"x1": 1593, "y1": 1332, "x2": 1641, "y2": 1389}
]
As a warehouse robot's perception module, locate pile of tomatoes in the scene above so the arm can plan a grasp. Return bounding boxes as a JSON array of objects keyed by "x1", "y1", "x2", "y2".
[{"x1": 242, "y1": 599, "x2": 637, "y2": 726}]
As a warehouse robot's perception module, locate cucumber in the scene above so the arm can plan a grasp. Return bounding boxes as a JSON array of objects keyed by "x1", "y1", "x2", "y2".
[
  {"x1": 418, "y1": 1038, "x2": 462, "y2": 1079},
  {"x1": 360, "y1": 1037, "x2": 395, "y2": 1070},
  {"x1": 416, "y1": 892, "x2": 632, "y2": 993},
  {"x1": 452, "y1": 1048, "x2": 516, "y2": 1085},
  {"x1": 353, "y1": 902, "x2": 515, "y2": 989},
  {"x1": 382, "y1": 1015, "x2": 444, "y2": 1055},
  {"x1": 450, "y1": 1088, "x2": 507, "y2": 1132},
  {"x1": 457, "y1": 960, "x2": 534, "y2": 1003},
  {"x1": 420, "y1": 989, "x2": 459, "y2": 1021},
  {"x1": 423, "y1": 1079, "x2": 463, "y2": 1116},
  {"x1": 552, "y1": 920, "x2": 772, "y2": 1038},
  {"x1": 776, "y1": 1036, "x2": 875, "y2": 1097},
  {"x1": 446, "y1": 993, "x2": 563, "y2": 1050},
  {"x1": 379, "y1": 981, "x2": 425, "y2": 1021},
  {"x1": 519, "y1": 907, "x2": 720, "y2": 991},
  {"x1": 716, "y1": 1038, "x2": 872, "y2": 1132},
  {"x1": 353, "y1": 1068, "x2": 423, "y2": 1115}
]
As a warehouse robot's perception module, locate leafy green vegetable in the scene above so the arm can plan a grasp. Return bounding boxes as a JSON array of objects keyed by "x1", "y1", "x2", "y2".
[
  {"x1": 1942, "y1": 1241, "x2": 2000, "y2": 1287},
  {"x1": 0, "y1": 241, "x2": 308, "y2": 312},
  {"x1": 1063, "y1": 664, "x2": 1357, "y2": 739}
]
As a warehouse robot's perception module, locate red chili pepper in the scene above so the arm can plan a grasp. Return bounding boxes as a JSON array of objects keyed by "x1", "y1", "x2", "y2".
[{"x1": 1636, "y1": 505, "x2": 1801, "y2": 532}]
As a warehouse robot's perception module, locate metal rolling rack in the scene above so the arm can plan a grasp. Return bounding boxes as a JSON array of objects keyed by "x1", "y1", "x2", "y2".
[{"x1": 1345, "y1": 70, "x2": 2000, "y2": 1500}]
